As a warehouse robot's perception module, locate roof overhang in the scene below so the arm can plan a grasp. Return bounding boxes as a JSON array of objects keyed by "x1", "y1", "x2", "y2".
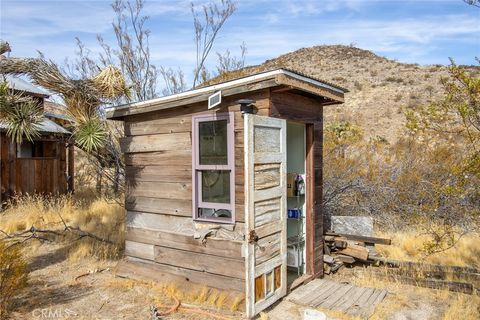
[
  {"x1": 106, "y1": 68, "x2": 348, "y2": 120},
  {"x1": 0, "y1": 118, "x2": 71, "y2": 135},
  {"x1": 4, "y1": 75, "x2": 50, "y2": 98}
]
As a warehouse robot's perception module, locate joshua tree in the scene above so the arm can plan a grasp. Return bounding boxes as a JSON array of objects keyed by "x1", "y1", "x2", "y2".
[{"x1": 0, "y1": 41, "x2": 129, "y2": 153}]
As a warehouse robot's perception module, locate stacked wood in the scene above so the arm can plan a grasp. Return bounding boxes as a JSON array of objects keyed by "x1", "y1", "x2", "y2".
[
  {"x1": 323, "y1": 233, "x2": 479, "y2": 295},
  {"x1": 323, "y1": 233, "x2": 391, "y2": 274}
]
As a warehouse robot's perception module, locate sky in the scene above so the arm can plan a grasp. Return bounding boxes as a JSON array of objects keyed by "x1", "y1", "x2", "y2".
[{"x1": 1, "y1": 0, "x2": 479, "y2": 88}]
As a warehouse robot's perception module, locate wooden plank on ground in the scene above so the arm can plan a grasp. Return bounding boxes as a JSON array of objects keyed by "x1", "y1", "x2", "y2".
[
  {"x1": 287, "y1": 278, "x2": 326, "y2": 303},
  {"x1": 318, "y1": 284, "x2": 354, "y2": 309},
  {"x1": 325, "y1": 232, "x2": 392, "y2": 245},
  {"x1": 361, "y1": 289, "x2": 387, "y2": 318},
  {"x1": 346, "y1": 287, "x2": 376, "y2": 318},
  {"x1": 338, "y1": 243, "x2": 369, "y2": 261},
  {"x1": 302, "y1": 280, "x2": 339, "y2": 306},
  {"x1": 336, "y1": 286, "x2": 370, "y2": 312}
]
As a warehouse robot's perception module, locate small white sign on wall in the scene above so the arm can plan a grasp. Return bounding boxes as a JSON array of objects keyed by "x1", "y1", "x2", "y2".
[{"x1": 208, "y1": 91, "x2": 222, "y2": 109}]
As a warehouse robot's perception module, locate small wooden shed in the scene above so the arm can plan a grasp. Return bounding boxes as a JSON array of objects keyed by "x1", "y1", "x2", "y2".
[
  {"x1": 107, "y1": 69, "x2": 346, "y2": 318},
  {"x1": 0, "y1": 76, "x2": 74, "y2": 203}
]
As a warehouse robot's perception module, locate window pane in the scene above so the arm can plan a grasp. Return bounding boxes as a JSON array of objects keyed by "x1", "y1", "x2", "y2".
[
  {"x1": 201, "y1": 170, "x2": 230, "y2": 203},
  {"x1": 198, "y1": 208, "x2": 232, "y2": 219},
  {"x1": 17, "y1": 141, "x2": 33, "y2": 158},
  {"x1": 199, "y1": 120, "x2": 228, "y2": 165}
]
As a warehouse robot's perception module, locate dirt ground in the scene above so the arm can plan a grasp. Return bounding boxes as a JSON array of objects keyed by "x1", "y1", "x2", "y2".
[
  {"x1": 9, "y1": 242, "x2": 480, "y2": 320},
  {"x1": 10, "y1": 242, "x2": 243, "y2": 320}
]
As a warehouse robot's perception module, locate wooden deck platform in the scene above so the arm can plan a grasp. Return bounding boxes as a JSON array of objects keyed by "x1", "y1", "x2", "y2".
[{"x1": 286, "y1": 278, "x2": 388, "y2": 319}]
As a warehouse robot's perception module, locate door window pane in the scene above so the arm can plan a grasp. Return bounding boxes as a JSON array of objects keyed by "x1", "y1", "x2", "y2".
[
  {"x1": 201, "y1": 170, "x2": 230, "y2": 203},
  {"x1": 199, "y1": 120, "x2": 228, "y2": 165}
]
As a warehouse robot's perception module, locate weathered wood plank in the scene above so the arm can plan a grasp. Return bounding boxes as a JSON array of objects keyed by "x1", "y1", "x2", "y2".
[
  {"x1": 125, "y1": 196, "x2": 192, "y2": 216},
  {"x1": 120, "y1": 132, "x2": 191, "y2": 153},
  {"x1": 345, "y1": 287, "x2": 376, "y2": 317},
  {"x1": 301, "y1": 280, "x2": 338, "y2": 306},
  {"x1": 126, "y1": 211, "x2": 245, "y2": 239},
  {"x1": 338, "y1": 243, "x2": 369, "y2": 261},
  {"x1": 154, "y1": 245, "x2": 245, "y2": 279},
  {"x1": 254, "y1": 197, "x2": 281, "y2": 227},
  {"x1": 255, "y1": 221, "x2": 282, "y2": 239},
  {"x1": 125, "y1": 240, "x2": 155, "y2": 260},
  {"x1": 125, "y1": 116, "x2": 191, "y2": 136},
  {"x1": 255, "y1": 233, "x2": 281, "y2": 266},
  {"x1": 127, "y1": 181, "x2": 191, "y2": 199},
  {"x1": 325, "y1": 232, "x2": 392, "y2": 245},
  {"x1": 127, "y1": 211, "x2": 195, "y2": 234},
  {"x1": 116, "y1": 257, "x2": 245, "y2": 292},
  {"x1": 126, "y1": 227, "x2": 243, "y2": 259},
  {"x1": 124, "y1": 150, "x2": 191, "y2": 166},
  {"x1": 317, "y1": 284, "x2": 355, "y2": 309},
  {"x1": 125, "y1": 165, "x2": 191, "y2": 183},
  {"x1": 254, "y1": 163, "x2": 280, "y2": 190}
]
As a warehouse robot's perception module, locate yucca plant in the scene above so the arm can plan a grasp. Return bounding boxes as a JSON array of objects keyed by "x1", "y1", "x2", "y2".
[
  {"x1": 74, "y1": 115, "x2": 107, "y2": 154},
  {"x1": 0, "y1": 81, "x2": 43, "y2": 143}
]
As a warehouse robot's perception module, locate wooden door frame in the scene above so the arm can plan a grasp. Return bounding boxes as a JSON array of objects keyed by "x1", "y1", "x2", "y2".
[{"x1": 305, "y1": 123, "x2": 320, "y2": 277}]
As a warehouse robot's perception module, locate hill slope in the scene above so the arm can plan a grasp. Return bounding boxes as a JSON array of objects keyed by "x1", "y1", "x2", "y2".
[{"x1": 206, "y1": 45, "x2": 479, "y2": 142}]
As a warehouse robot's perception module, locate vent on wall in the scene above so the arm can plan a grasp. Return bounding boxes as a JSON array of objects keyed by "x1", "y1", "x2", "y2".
[{"x1": 208, "y1": 91, "x2": 222, "y2": 109}]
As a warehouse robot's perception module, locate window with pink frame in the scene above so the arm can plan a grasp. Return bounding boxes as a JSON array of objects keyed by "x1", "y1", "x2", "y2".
[{"x1": 192, "y1": 112, "x2": 235, "y2": 223}]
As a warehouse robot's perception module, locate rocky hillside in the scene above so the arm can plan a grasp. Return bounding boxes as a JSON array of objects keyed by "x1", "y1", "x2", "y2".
[{"x1": 206, "y1": 45, "x2": 479, "y2": 142}]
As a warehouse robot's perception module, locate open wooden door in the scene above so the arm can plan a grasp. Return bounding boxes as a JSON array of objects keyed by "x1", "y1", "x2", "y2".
[{"x1": 244, "y1": 114, "x2": 287, "y2": 318}]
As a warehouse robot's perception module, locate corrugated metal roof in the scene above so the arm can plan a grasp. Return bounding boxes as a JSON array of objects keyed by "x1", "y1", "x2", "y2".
[
  {"x1": 0, "y1": 118, "x2": 70, "y2": 135},
  {"x1": 3, "y1": 75, "x2": 49, "y2": 97},
  {"x1": 44, "y1": 112, "x2": 74, "y2": 122}
]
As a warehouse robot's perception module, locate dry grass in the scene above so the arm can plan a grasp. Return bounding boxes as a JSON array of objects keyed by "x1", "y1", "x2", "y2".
[
  {"x1": 443, "y1": 294, "x2": 480, "y2": 320},
  {"x1": 104, "y1": 277, "x2": 244, "y2": 313},
  {"x1": 334, "y1": 268, "x2": 480, "y2": 320},
  {"x1": 375, "y1": 229, "x2": 480, "y2": 267},
  {"x1": 330, "y1": 227, "x2": 480, "y2": 319},
  {"x1": 0, "y1": 193, "x2": 124, "y2": 262},
  {"x1": 259, "y1": 312, "x2": 269, "y2": 320}
]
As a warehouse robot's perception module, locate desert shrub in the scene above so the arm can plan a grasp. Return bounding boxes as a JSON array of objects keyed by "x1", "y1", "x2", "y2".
[
  {"x1": 394, "y1": 93, "x2": 403, "y2": 102},
  {"x1": 0, "y1": 241, "x2": 28, "y2": 319},
  {"x1": 385, "y1": 76, "x2": 404, "y2": 84},
  {"x1": 324, "y1": 118, "x2": 479, "y2": 238}
]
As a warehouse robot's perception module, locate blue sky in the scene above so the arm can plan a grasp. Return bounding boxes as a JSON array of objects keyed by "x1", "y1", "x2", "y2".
[{"x1": 1, "y1": 0, "x2": 479, "y2": 86}]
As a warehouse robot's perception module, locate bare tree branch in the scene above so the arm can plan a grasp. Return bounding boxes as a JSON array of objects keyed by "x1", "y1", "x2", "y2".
[{"x1": 191, "y1": 0, "x2": 237, "y2": 88}]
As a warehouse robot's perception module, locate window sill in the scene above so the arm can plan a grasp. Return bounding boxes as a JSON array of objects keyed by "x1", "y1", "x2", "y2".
[{"x1": 193, "y1": 217, "x2": 235, "y2": 225}]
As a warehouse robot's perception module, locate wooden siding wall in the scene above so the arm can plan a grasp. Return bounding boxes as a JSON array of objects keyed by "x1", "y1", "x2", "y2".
[
  {"x1": 0, "y1": 133, "x2": 68, "y2": 201},
  {"x1": 120, "y1": 89, "x2": 271, "y2": 291},
  {"x1": 269, "y1": 90, "x2": 325, "y2": 276}
]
